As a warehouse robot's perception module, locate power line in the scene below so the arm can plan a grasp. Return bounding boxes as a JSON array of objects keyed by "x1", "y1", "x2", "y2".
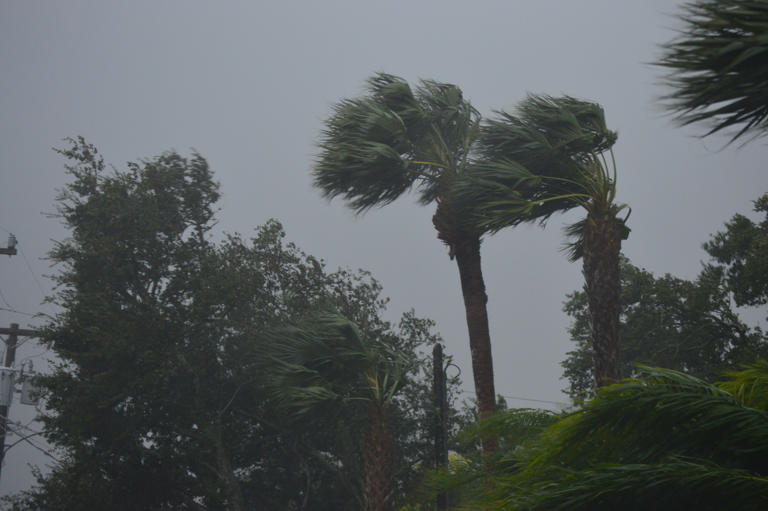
[
  {"x1": 18, "y1": 247, "x2": 47, "y2": 300},
  {"x1": 0, "y1": 288, "x2": 12, "y2": 309},
  {"x1": 459, "y1": 389, "x2": 569, "y2": 407},
  {"x1": 0, "y1": 307, "x2": 37, "y2": 318}
]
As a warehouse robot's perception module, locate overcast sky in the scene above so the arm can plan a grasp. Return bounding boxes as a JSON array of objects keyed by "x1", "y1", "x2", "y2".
[{"x1": 1, "y1": 0, "x2": 766, "y2": 496}]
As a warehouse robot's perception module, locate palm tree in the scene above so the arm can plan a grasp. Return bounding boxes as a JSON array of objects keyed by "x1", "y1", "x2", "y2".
[
  {"x1": 313, "y1": 74, "x2": 498, "y2": 441},
  {"x1": 455, "y1": 95, "x2": 628, "y2": 388},
  {"x1": 481, "y1": 364, "x2": 768, "y2": 510},
  {"x1": 262, "y1": 312, "x2": 408, "y2": 511},
  {"x1": 658, "y1": 0, "x2": 768, "y2": 144}
]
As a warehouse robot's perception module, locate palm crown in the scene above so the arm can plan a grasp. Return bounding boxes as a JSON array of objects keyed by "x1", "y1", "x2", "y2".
[
  {"x1": 456, "y1": 94, "x2": 622, "y2": 243},
  {"x1": 314, "y1": 73, "x2": 481, "y2": 223}
]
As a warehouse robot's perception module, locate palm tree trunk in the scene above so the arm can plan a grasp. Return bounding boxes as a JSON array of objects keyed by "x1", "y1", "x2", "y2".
[
  {"x1": 582, "y1": 211, "x2": 622, "y2": 388},
  {"x1": 453, "y1": 235, "x2": 498, "y2": 451},
  {"x1": 363, "y1": 402, "x2": 394, "y2": 511}
]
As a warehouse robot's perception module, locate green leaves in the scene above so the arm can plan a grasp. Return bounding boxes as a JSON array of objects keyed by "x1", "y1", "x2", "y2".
[
  {"x1": 658, "y1": 0, "x2": 768, "y2": 144},
  {"x1": 704, "y1": 192, "x2": 768, "y2": 308},
  {"x1": 260, "y1": 312, "x2": 409, "y2": 425},
  {"x1": 313, "y1": 72, "x2": 481, "y2": 214},
  {"x1": 37, "y1": 140, "x2": 450, "y2": 510},
  {"x1": 453, "y1": 94, "x2": 623, "y2": 244},
  {"x1": 480, "y1": 365, "x2": 768, "y2": 510},
  {"x1": 561, "y1": 257, "x2": 768, "y2": 399}
]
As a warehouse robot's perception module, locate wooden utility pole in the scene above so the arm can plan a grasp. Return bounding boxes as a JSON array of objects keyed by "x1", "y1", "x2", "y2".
[
  {"x1": 0, "y1": 324, "x2": 38, "y2": 483},
  {"x1": 433, "y1": 344, "x2": 449, "y2": 510},
  {"x1": 0, "y1": 235, "x2": 17, "y2": 256}
]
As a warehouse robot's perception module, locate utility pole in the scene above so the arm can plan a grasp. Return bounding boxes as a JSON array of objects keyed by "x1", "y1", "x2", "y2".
[
  {"x1": 433, "y1": 344, "x2": 449, "y2": 510},
  {"x1": 0, "y1": 234, "x2": 38, "y2": 484},
  {"x1": 0, "y1": 324, "x2": 38, "y2": 483},
  {"x1": 0, "y1": 235, "x2": 17, "y2": 256}
]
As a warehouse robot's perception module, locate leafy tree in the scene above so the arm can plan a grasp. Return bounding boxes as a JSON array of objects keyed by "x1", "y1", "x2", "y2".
[
  {"x1": 658, "y1": 0, "x2": 768, "y2": 144},
  {"x1": 11, "y1": 138, "x2": 452, "y2": 510},
  {"x1": 561, "y1": 257, "x2": 767, "y2": 399},
  {"x1": 456, "y1": 95, "x2": 628, "y2": 387},
  {"x1": 313, "y1": 73, "x2": 500, "y2": 443},
  {"x1": 704, "y1": 192, "x2": 768, "y2": 310}
]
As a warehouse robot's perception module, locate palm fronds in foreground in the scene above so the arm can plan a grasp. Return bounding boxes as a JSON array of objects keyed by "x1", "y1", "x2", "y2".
[
  {"x1": 483, "y1": 364, "x2": 768, "y2": 510},
  {"x1": 658, "y1": 0, "x2": 768, "y2": 144}
]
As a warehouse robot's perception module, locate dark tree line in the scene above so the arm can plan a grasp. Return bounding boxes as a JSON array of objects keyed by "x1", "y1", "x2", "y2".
[{"x1": 4, "y1": 138, "x2": 460, "y2": 511}]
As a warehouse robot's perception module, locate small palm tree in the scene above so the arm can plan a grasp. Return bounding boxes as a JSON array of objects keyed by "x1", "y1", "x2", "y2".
[
  {"x1": 455, "y1": 95, "x2": 628, "y2": 388},
  {"x1": 314, "y1": 74, "x2": 498, "y2": 440},
  {"x1": 484, "y1": 364, "x2": 768, "y2": 510},
  {"x1": 658, "y1": 0, "x2": 768, "y2": 144},
  {"x1": 262, "y1": 312, "x2": 408, "y2": 511}
]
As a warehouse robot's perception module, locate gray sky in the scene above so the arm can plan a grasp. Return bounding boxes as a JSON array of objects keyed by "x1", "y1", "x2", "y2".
[{"x1": 1, "y1": 0, "x2": 766, "y2": 496}]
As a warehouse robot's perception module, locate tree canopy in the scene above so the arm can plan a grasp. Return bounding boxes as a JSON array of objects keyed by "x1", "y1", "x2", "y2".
[
  {"x1": 8, "y1": 138, "x2": 455, "y2": 511},
  {"x1": 561, "y1": 257, "x2": 767, "y2": 399},
  {"x1": 704, "y1": 192, "x2": 768, "y2": 310}
]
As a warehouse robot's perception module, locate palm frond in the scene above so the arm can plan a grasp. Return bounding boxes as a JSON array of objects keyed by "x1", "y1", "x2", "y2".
[
  {"x1": 314, "y1": 94, "x2": 418, "y2": 213},
  {"x1": 524, "y1": 366, "x2": 768, "y2": 475},
  {"x1": 453, "y1": 95, "x2": 620, "y2": 235},
  {"x1": 475, "y1": 366, "x2": 768, "y2": 510},
  {"x1": 562, "y1": 218, "x2": 587, "y2": 262},
  {"x1": 658, "y1": 0, "x2": 768, "y2": 144},
  {"x1": 508, "y1": 457, "x2": 768, "y2": 511},
  {"x1": 314, "y1": 73, "x2": 483, "y2": 214},
  {"x1": 719, "y1": 359, "x2": 768, "y2": 409},
  {"x1": 416, "y1": 408, "x2": 557, "y2": 509},
  {"x1": 479, "y1": 95, "x2": 616, "y2": 169},
  {"x1": 260, "y1": 311, "x2": 409, "y2": 425}
]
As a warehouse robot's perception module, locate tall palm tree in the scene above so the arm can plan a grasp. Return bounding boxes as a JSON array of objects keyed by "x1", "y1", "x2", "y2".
[
  {"x1": 262, "y1": 312, "x2": 408, "y2": 511},
  {"x1": 658, "y1": 0, "x2": 768, "y2": 144},
  {"x1": 313, "y1": 74, "x2": 498, "y2": 440},
  {"x1": 455, "y1": 95, "x2": 628, "y2": 388}
]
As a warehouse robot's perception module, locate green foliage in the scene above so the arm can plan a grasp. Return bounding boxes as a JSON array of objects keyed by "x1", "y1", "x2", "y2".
[
  {"x1": 314, "y1": 72, "x2": 481, "y2": 215},
  {"x1": 455, "y1": 94, "x2": 624, "y2": 239},
  {"x1": 260, "y1": 312, "x2": 408, "y2": 425},
  {"x1": 10, "y1": 139, "x2": 453, "y2": 510},
  {"x1": 658, "y1": 0, "x2": 768, "y2": 143},
  {"x1": 261, "y1": 312, "x2": 414, "y2": 511},
  {"x1": 704, "y1": 192, "x2": 768, "y2": 309},
  {"x1": 414, "y1": 408, "x2": 559, "y2": 510},
  {"x1": 562, "y1": 257, "x2": 767, "y2": 399},
  {"x1": 478, "y1": 366, "x2": 768, "y2": 510},
  {"x1": 719, "y1": 359, "x2": 768, "y2": 410}
]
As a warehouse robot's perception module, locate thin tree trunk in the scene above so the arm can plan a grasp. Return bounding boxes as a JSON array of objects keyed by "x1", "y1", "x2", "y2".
[
  {"x1": 453, "y1": 235, "x2": 498, "y2": 452},
  {"x1": 363, "y1": 402, "x2": 394, "y2": 511},
  {"x1": 210, "y1": 422, "x2": 247, "y2": 511},
  {"x1": 583, "y1": 212, "x2": 622, "y2": 388}
]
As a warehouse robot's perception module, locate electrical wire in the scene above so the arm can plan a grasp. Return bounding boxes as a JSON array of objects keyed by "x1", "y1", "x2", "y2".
[
  {"x1": 18, "y1": 247, "x2": 47, "y2": 300},
  {"x1": 459, "y1": 389, "x2": 569, "y2": 407},
  {"x1": 3, "y1": 428, "x2": 59, "y2": 463},
  {"x1": 0, "y1": 288, "x2": 12, "y2": 309},
  {"x1": 0, "y1": 307, "x2": 37, "y2": 318}
]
